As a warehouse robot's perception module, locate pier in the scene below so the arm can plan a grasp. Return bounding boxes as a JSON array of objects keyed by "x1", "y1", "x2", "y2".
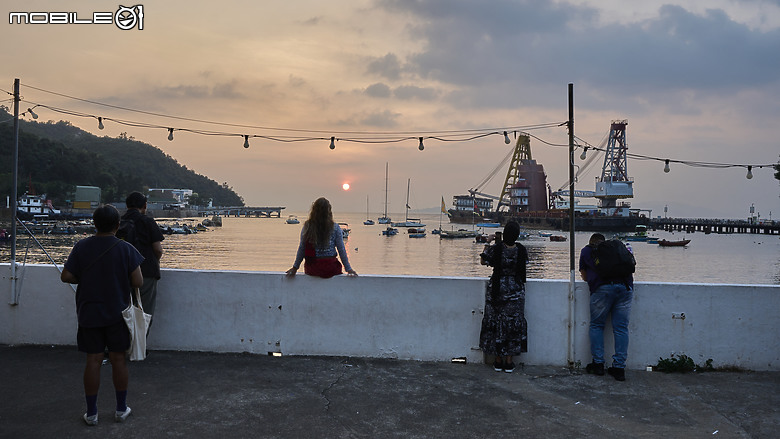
[
  {"x1": 2, "y1": 264, "x2": 779, "y2": 436},
  {"x1": 649, "y1": 217, "x2": 780, "y2": 235},
  {"x1": 199, "y1": 206, "x2": 285, "y2": 218}
]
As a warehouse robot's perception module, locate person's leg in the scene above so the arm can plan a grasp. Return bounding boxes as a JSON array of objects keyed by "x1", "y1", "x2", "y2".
[
  {"x1": 84, "y1": 353, "x2": 103, "y2": 407},
  {"x1": 610, "y1": 286, "x2": 633, "y2": 369},
  {"x1": 78, "y1": 326, "x2": 106, "y2": 420},
  {"x1": 106, "y1": 320, "x2": 132, "y2": 419},
  {"x1": 139, "y1": 277, "x2": 158, "y2": 328},
  {"x1": 588, "y1": 288, "x2": 611, "y2": 365}
]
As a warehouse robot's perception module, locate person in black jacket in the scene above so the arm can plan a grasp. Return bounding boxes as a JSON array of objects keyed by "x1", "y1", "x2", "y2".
[{"x1": 121, "y1": 192, "x2": 164, "y2": 325}]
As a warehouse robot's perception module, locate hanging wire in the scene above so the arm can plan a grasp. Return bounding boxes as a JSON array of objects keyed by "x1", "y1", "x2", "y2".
[{"x1": 12, "y1": 84, "x2": 777, "y2": 170}]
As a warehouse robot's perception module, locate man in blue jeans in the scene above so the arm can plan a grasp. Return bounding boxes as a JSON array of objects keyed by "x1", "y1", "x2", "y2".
[{"x1": 579, "y1": 233, "x2": 634, "y2": 381}]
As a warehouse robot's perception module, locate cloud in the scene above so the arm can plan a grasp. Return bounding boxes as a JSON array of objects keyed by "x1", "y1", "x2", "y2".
[
  {"x1": 366, "y1": 53, "x2": 403, "y2": 80},
  {"x1": 359, "y1": 109, "x2": 401, "y2": 127},
  {"x1": 365, "y1": 82, "x2": 392, "y2": 98},
  {"x1": 375, "y1": 0, "x2": 780, "y2": 110},
  {"x1": 393, "y1": 85, "x2": 438, "y2": 100}
]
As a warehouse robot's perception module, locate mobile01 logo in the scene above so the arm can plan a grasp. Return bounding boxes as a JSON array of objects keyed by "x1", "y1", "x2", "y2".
[{"x1": 9, "y1": 5, "x2": 144, "y2": 30}]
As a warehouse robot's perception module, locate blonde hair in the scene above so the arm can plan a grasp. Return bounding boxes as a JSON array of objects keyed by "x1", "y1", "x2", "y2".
[{"x1": 302, "y1": 197, "x2": 335, "y2": 247}]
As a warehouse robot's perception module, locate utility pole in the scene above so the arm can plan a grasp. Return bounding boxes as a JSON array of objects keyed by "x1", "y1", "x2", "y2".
[
  {"x1": 10, "y1": 78, "x2": 20, "y2": 305},
  {"x1": 567, "y1": 83, "x2": 575, "y2": 367}
]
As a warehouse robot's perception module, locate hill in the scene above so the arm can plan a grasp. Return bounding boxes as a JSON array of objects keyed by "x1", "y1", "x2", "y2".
[{"x1": 0, "y1": 108, "x2": 244, "y2": 207}]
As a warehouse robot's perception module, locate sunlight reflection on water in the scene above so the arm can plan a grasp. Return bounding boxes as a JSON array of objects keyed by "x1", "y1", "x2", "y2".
[{"x1": 2, "y1": 213, "x2": 778, "y2": 285}]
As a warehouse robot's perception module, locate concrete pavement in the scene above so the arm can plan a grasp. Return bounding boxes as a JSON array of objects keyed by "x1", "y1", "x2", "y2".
[{"x1": 1, "y1": 345, "x2": 778, "y2": 438}]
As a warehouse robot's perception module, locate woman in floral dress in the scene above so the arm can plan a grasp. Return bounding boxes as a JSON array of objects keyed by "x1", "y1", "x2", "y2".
[{"x1": 479, "y1": 220, "x2": 528, "y2": 373}]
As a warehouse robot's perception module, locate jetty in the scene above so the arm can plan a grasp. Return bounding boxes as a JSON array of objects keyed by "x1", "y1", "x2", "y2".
[
  {"x1": 649, "y1": 217, "x2": 779, "y2": 235},
  {"x1": 199, "y1": 206, "x2": 285, "y2": 218}
]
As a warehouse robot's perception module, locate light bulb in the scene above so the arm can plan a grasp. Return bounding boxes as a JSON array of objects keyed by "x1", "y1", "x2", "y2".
[
  {"x1": 329, "y1": 136, "x2": 336, "y2": 150},
  {"x1": 746, "y1": 166, "x2": 753, "y2": 179},
  {"x1": 27, "y1": 108, "x2": 38, "y2": 119},
  {"x1": 580, "y1": 147, "x2": 588, "y2": 160},
  {"x1": 418, "y1": 137, "x2": 424, "y2": 151},
  {"x1": 503, "y1": 131, "x2": 511, "y2": 144},
  {"x1": 243, "y1": 135, "x2": 250, "y2": 149},
  {"x1": 168, "y1": 128, "x2": 174, "y2": 141},
  {"x1": 663, "y1": 159, "x2": 670, "y2": 173},
  {"x1": 98, "y1": 117, "x2": 104, "y2": 130}
]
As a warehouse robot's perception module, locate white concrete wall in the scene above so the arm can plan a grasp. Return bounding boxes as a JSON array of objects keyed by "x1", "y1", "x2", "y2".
[{"x1": 2, "y1": 264, "x2": 779, "y2": 370}]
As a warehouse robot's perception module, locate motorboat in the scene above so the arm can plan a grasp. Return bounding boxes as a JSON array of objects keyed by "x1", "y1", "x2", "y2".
[
  {"x1": 658, "y1": 239, "x2": 691, "y2": 247},
  {"x1": 382, "y1": 227, "x2": 398, "y2": 236},
  {"x1": 286, "y1": 215, "x2": 300, "y2": 224},
  {"x1": 408, "y1": 227, "x2": 426, "y2": 238}
]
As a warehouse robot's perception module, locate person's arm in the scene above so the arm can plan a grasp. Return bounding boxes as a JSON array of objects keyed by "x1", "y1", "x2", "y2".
[
  {"x1": 61, "y1": 268, "x2": 78, "y2": 284},
  {"x1": 286, "y1": 229, "x2": 306, "y2": 276},
  {"x1": 152, "y1": 241, "x2": 163, "y2": 260},
  {"x1": 333, "y1": 226, "x2": 357, "y2": 276},
  {"x1": 130, "y1": 266, "x2": 143, "y2": 288}
]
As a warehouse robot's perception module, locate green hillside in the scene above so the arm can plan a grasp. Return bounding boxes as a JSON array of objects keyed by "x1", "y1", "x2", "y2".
[{"x1": 0, "y1": 108, "x2": 244, "y2": 207}]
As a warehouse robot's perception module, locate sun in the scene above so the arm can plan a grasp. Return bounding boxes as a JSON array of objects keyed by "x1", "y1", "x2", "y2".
[{"x1": 342, "y1": 183, "x2": 350, "y2": 191}]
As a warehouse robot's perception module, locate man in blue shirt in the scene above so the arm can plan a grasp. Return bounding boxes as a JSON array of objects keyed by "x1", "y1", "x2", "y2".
[
  {"x1": 579, "y1": 233, "x2": 634, "y2": 381},
  {"x1": 62, "y1": 205, "x2": 144, "y2": 425}
]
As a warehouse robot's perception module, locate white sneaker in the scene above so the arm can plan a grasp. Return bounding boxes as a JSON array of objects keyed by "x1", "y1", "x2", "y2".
[
  {"x1": 115, "y1": 406, "x2": 132, "y2": 422},
  {"x1": 83, "y1": 413, "x2": 98, "y2": 426}
]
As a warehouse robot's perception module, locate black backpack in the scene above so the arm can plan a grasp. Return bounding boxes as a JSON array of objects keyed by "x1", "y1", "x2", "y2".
[
  {"x1": 593, "y1": 239, "x2": 636, "y2": 279},
  {"x1": 116, "y1": 217, "x2": 140, "y2": 249}
]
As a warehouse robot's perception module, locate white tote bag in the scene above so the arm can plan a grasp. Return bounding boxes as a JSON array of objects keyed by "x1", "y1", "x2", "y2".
[{"x1": 122, "y1": 288, "x2": 152, "y2": 361}]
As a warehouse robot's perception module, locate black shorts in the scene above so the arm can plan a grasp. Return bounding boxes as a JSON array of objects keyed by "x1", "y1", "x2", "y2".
[{"x1": 77, "y1": 320, "x2": 130, "y2": 354}]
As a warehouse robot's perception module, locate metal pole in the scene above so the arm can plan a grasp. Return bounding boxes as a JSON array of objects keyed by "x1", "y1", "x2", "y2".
[
  {"x1": 567, "y1": 83, "x2": 576, "y2": 367},
  {"x1": 10, "y1": 78, "x2": 20, "y2": 305}
]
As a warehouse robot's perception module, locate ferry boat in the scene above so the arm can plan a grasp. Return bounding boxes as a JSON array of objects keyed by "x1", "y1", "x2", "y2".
[{"x1": 17, "y1": 193, "x2": 61, "y2": 217}]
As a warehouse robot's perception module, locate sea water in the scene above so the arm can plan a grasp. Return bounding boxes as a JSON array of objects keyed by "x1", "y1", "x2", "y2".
[{"x1": 2, "y1": 212, "x2": 778, "y2": 285}]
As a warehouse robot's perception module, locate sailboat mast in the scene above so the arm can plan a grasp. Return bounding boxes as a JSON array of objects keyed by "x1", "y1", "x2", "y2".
[
  {"x1": 405, "y1": 178, "x2": 410, "y2": 221},
  {"x1": 383, "y1": 162, "x2": 388, "y2": 217}
]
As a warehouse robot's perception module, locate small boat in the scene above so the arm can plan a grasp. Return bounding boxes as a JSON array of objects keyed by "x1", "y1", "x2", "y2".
[
  {"x1": 625, "y1": 225, "x2": 649, "y2": 242},
  {"x1": 475, "y1": 233, "x2": 489, "y2": 243},
  {"x1": 408, "y1": 227, "x2": 426, "y2": 238},
  {"x1": 382, "y1": 226, "x2": 398, "y2": 236},
  {"x1": 549, "y1": 235, "x2": 567, "y2": 242},
  {"x1": 646, "y1": 237, "x2": 659, "y2": 244},
  {"x1": 658, "y1": 239, "x2": 691, "y2": 247},
  {"x1": 439, "y1": 229, "x2": 477, "y2": 239},
  {"x1": 392, "y1": 178, "x2": 426, "y2": 227},
  {"x1": 538, "y1": 232, "x2": 553, "y2": 238},
  {"x1": 476, "y1": 222, "x2": 501, "y2": 228},
  {"x1": 285, "y1": 215, "x2": 300, "y2": 224},
  {"x1": 338, "y1": 223, "x2": 351, "y2": 238},
  {"x1": 378, "y1": 163, "x2": 392, "y2": 224},
  {"x1": 363, "y1": 196, "x2": 375, "y2": 225},
  {"x1": 431, "y1": 228, "x2": 441, "y2": 235}
]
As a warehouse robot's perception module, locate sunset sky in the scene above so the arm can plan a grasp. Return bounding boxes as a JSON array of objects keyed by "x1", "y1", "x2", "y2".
[{"x1": 2, "y1": 0, "x2": 779, "y2": 219}]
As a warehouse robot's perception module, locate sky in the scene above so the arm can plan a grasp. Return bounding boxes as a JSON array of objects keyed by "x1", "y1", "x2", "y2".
[{"x1": 2, "y1": 0, "x2": 779, "y2": 220}]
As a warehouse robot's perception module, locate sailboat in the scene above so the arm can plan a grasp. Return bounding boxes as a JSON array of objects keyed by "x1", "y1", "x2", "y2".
[
  {"x1": 363, "y1": 195, "x2": 375, "y2": 225},
  {"x1": 392, "y1": 178, "x2": 426, "y2": 227},
  {"x1": 377, "y1": 163, "x2": 392, "y2": 224}
]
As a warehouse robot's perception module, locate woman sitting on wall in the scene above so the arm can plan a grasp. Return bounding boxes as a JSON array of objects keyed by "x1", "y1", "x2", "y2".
[{"x1": 286, "y1": 197, "x2": 357, "y2": 278}]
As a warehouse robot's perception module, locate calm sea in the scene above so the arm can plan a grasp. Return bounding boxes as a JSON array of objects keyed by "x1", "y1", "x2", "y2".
[{"x1": 3, "y1": 212, "x2": 779, "y2": 285}]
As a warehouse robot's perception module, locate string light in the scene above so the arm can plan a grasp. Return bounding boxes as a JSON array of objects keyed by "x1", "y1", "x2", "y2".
[{"x1": 13, "y1": 86, "x2": 774, "y2": 178}]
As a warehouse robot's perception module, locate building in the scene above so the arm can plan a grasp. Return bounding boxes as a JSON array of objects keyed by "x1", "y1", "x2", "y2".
[{"x1": 72, "y1": 186, "x2": 101, "y2": 209}]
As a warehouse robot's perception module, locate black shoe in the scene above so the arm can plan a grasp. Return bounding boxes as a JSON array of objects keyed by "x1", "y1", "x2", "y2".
[
  {"x1": 585, "y1": 362, "x2": 605, "y2": 376},
  {"x1": 493, "y1": 360, "x2": 503, "y2": 372},
  {"x1": 503, "y1": 362, "x2": 515, "y2": 373},
  {"x1": 607, "y1": 367, "x2": 626, "y2": 381}
]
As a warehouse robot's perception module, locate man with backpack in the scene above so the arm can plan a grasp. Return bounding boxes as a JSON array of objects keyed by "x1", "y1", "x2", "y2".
[
  {"x1": 579, "y1": 233, "x2": 635, "y2": 381},
  {"x1": 119, "y1": 192, "x2": 165, "y2": 328}
]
